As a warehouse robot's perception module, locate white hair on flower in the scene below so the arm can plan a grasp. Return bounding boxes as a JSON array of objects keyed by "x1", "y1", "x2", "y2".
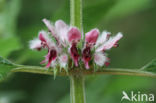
[
  {"x1": 42, "y1": 19, "x2": 55, "y2": 35},
  {"x1": 96, "y1": 32, "x2": 123, "y2": 52},
  {"x1": 59, "y1": 54, "x2": 68, "y2": 68},
  {"x1": 103, "y1": 32, "x2": 123, "y2": 50},
  {"x1": 94, "y1": 52, "x2": 107, "y2": 66},
  {"x1": 29, "y1": 18, "x2": 123, "y2": 69},
  {"x1": 50, "y1": 59, "x2": 57, "y2": 67},
  {"x1": 29, "y1": 38, "x2": 42, "y2": 50},
  {"x1": 55, "y1": 20, "x2": 69, "y2": 46},
  {"x1": 39, "y1": 30, "x2": 51, "y2": 42},
  {"x1": 39, "y1": 30, "x2": 56, "y2": 48},
  {"x1": 95, "y1": 31, "x2": 110, "y2": 47}
]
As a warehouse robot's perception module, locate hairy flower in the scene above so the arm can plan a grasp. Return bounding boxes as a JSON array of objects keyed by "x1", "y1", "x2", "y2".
[
  {"x1": 94, "y1": 52, "x2": 106, "y2": 66},
  {"x1": 82, "y1": 29, "x2": 99, "y2": 69},
  {"x1": 29, "y1": 38, "x2": 42, "y2": 50},
  {"x1": 59, "y1": 54, "x2": 68, "y2": 68},
  {"x1": 68, "y1": 27, "x2": 81, "y2": 66},
  {"x1": 29, "y1": 19, "x2": 123, "y2": 69}
]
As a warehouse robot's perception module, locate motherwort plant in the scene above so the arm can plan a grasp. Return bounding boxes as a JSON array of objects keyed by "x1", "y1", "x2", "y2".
[
  {"x1": 0, "y1": 0, "x2": 156, "y2": 103},
  {"x1": 29, "y1": 19, "x2": 123, "y2": 70}
]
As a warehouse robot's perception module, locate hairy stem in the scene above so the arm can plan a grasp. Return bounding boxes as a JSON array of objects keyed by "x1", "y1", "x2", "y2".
[
  {"x1": 70, "y1": 0, "x2": 86, "y2": 103},
  {"x1": 70, "y1": 0, "x2": 82, "y2": 30},
  {"x1": 12, "y1": 66, "x2": 156, "y2": 78},
  {"x1": 70, "y1": 75, "x2": 86, "y2": 103}
]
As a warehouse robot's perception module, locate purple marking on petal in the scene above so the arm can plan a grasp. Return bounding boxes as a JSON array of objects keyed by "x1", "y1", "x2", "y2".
[
  {"x1": 68, "y1": 27, "x2": 81, "y2": 43},
  {"x1": 45, "y1": 49, "x2": 57, "y2": 68},
  {"x1": 85, "y1": 61, "x2": 89, "y2": 69},
  {"x1": 70, "y1": 43, "x2": 79, "y2": 66},
  {"x1": 38, "y1": 31, "x2": 50, "y2": 49},
  {"x1": 82, "y1": 46, "x2": 91, "y2": 69},
  {"x1": 85, "y1": 29, "x2": 99, "y2": 44},
  {"x1": 102, "y1": 33, "x2": 123, "y2": 50},
  {"x1": 105, "y1": 62, "x2": 110, "y2": 67},
  {"x1": 39, "y1": 32, "x2": 46, "y2": 42},
  {"x1": 105, "y1": 58, "x2": 110, "y2": 67}
]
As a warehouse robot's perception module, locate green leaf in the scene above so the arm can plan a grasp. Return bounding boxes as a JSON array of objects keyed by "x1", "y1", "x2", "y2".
[
  {"x1": 0, "y1": 56, "x2": 14, "y2": 66},
  {"x1": 0, "y1": 56, "x2": 17, "y2": 81}
]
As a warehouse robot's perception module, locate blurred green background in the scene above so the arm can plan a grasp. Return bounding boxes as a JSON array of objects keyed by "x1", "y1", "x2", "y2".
[{"x1": 0, "y1": 0, "x2": 156, "y2": 103}]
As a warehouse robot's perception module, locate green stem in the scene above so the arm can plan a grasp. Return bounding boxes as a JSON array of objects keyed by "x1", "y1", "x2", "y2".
[
  {"x1": 12, "y1": 66, "x2": 156, "y2": 77},
  {"x1": 70, "y1": 0, "x2": 85, "y2": 103},
  {"x1": 70, "y1": 75, "x2": 86, "y2": 103},
  {"x1": 70, "y1": 0, "x2": 82, "y2": 30}
]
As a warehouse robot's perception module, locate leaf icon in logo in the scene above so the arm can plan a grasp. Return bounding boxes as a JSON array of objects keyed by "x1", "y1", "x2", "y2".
[{"x1": 121, "y1": 91, "x2": 131, "y2": 101}]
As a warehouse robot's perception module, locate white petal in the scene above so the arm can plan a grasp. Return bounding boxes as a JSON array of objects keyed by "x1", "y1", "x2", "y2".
[
  {"x1": 55, "y1": 20, "x2": 69, "y2": 46},
  {"x1": 55, "y1": 20, "x2": 68, "y2": 30},
  {"x1": 59, "y1": 54, "x2": 68, "y2": 68},
  {"x1": 94, "y1": 52, "x2": 106, "y2": 66},
  {"x1": 95, "y1": 31, "x2": 110, "y2": 47},
  {"x1": 29, "y1": 38, "x2": 41, "y2": 50},
  {"x1": 42, "y1": 19, "x2": 55, "y2": 34},
  {"x1": 96, "y1": 32, "x2": 123, "y2": 52},
  {"x1": 95, "y1": 45, "x2": 103, "y2": 52}
]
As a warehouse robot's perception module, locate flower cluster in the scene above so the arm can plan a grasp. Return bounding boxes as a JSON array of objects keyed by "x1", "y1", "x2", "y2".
[{"x1": 29, "y1": 19, "x2": 123, "y2": 69}]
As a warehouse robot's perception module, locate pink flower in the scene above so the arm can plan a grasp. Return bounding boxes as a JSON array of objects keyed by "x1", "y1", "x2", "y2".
[
  {"x1": 29, "y1": 19, "x2": 123, "y2": 70},
  {"x1": 85, "y1": 29, "x2": 99, "y2": 45},
  {"x1": 82, "y1": 46, "x2": 91, "y2": 69},
  {"x1": 45, "y1": 49, "x2": 57, "y2": 68},
  {"x1": 68, "y1": 27, "x2": 81, "y2": 43},
  {"x1": 55, "y1": 20, "x2": 69, "y2": 46},
  {"x1": 38, "y1": 30, "x2": 52, "y2": 48},
  {"x1": 93, "y1": 32, "x2": 123, "y2": 67},
  {"x1": 42, "y1": 19, "x2": 56, "y2": 39},
  {"x1": 96, "y1": 32, "x2": 123, "y2": 52},
  {"x1": 68, "y1": 27, "x2": 81, "y2": 66},
  {"x1": 82, "y1": 29, "x2": 99, "y2": 69},
  {"x1": 95, "y1": 31, "x2": 110, "y2": 47},
  {"x1": 94, "y1": 52, "x2": 108, "y2": 67},
  {"x1": 38, "y1": 32, "x2": 58, "y2": 67}
]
